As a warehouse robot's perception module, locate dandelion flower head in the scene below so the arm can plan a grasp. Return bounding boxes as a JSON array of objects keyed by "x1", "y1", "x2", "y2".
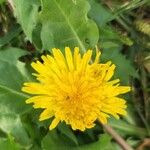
[{"x1": 22, "y1": 47, "x2": 131, "y2": 131}]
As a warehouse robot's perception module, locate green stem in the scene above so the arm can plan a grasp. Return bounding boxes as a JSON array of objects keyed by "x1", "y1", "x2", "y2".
[{"x1": 109, "y1": 120, "x2": 148, "y2": 137}]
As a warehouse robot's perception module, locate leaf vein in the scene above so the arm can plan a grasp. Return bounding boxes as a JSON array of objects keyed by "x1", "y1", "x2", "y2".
[{"x1": 53, "y1": 0, "x2": 86, "y2": 52}]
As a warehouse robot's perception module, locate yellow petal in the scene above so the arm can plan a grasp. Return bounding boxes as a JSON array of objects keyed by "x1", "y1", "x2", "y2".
[
  {"x1": 22, "y1": 83, "x2": 47, "y2": 95},
  {"x1": 49, "y1": 118, "x2": 60, "y2": 130},
  {"x1": 52, "y1": 48, "x2": 67, "y2": 70},
  {"x1": 94, "y1": 50, "x2": 101, "y2": 63},
  {"x1": 80, "y1": 50, "x2": 92, "y2": 73},
  {"x1": 39, "y1": 109, "x2": 54, "y2": 121},
  {"x1": 116, "y1": 86, "x2": 131, "y2": 95},
  {"x1": 98, "y1": 113, "x2": 109, "y2": 124},
  {"x1": 73, "y1": 47, "x2": 80, "y2": 69},
  {"x1": 104, "y1": 64, "x2": 116, "y2": 81},
  {"x1": 65, "y1": 47, "x2": 74, "y2": 71},
  {"x1": 108, "y1": 79, "x2": 120, "y2": 85},
  {"x1": 31, "y1": 61, "x2": 45, "y2": 74}
]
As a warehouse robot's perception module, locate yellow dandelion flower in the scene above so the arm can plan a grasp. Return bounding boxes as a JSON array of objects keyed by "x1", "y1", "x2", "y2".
[{"x1": 22, "y1": 47, "x2": 131, "y2": 131}]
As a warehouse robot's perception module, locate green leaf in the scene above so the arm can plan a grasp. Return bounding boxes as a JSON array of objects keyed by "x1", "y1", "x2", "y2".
[
  {"x1": 42, "y1": 130, "x2": 113, "y2": 150},
  {"x1": 0, "y1": 113, "x2": 31, "y2": 147},
  {"x1": 109, "y1": 118, "x2": 148, "y2": 137},
  {"x1": 0, "y1": 0, "x2": 5, "y2": 5},
  {"x1": 42, "y1": 130, "x2": 75, "y2": 150},
  {"x1": 40, "y1": 0, "x2": 99, "y2": 51},
  {"x1": 101, "y1": 48, "x2": 137, "y2": 84},
  {"x1": 0, "y1": 47, "x2": 32, "y2": 146},
  {"x1": 0, "y1": 136, "x2": 21, "y2": 150},
  {"x1": 0, "y1": 25, "x2": 22, "y2": 48},
  {"x1": 98, "y1": 25, "x2": 136, "y2": 83},
  {"x1": 13, "y1": 0, "x2": 40, "y2": 41},
  {"x1": 100, "y1": 41, "x2": 119, "y2": 49},
  {"x1": 76, "y1": 134, "x2": 113, "y2": 150},
  {"x1": 0, "y1": 47, "x2": 31, "y2": 114},
  {"x1": 58, "y1": 123, "x2": 78, "y2": 146},
  {"x1": 88, "y1": 0, "x2": 113, "y2": 27},
  {"x1": 100, "y1": 26, "x2": 133, "y2": 46}
]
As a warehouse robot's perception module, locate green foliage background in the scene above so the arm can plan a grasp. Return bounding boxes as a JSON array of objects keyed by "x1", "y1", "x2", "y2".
[{"x1": 0, "y1": 0, "x2": 150, "y2": 149}]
